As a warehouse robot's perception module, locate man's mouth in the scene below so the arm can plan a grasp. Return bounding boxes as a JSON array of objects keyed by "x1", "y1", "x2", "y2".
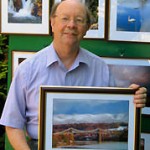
[{"x1": 64, "y1": 31, "x2": 77, "y2": 36}]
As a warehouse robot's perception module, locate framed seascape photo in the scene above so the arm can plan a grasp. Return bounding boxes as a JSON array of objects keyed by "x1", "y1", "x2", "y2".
[
  {"x1": 141, "y1": 133, "x2": 150, "y2": 150},
  {"x1": 1, "y1": 0, "x2": 50, "y2": 35},
  {"x1": 108, "y1": 0, "x2": 150, "y2": 43},
  {"x1": 53, "y1": 0, "x2": 105, "y2": 39},
  {"x1": 102, "y1": 57, "x2": 150, "y2": 113},
  {"x1": 39, "y1": 86, "x2": 140, "y2": 150},
  {"x1": 12, "y1": 50, "x2": 35, "y2": 77}
]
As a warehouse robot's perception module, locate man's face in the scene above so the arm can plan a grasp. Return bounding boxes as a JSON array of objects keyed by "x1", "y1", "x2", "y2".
[{"x1": 51, "y1": 1, "x2": 89, "y2": 46}]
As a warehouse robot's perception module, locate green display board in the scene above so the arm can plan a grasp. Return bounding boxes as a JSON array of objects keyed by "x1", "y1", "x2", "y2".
[{"x1": 5, "y1": 35, "x2": 150, "y2": 149}]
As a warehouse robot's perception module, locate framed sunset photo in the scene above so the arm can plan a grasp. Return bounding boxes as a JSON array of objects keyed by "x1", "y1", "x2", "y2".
[{"x1": 102, "y1": 57, "x2": 150, "y2": 111}]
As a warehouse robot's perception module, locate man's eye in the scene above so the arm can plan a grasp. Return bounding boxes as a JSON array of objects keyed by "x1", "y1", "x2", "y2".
[
  {"x1": 76, "y1": 18, "x2": 85, "y2": 25},
  {"x1": 61, "y1": 17, "x2": 69, "y2": 21},
  {"x1": 76, "y1": 19, "x2": 83, "y2": 23}
]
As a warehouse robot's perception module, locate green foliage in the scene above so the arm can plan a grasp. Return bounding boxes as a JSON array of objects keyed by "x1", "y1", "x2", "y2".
[
  {"x1": 0, "y1": 34, "x2": 8, "y2": 101},
  {"x1": 0, "y1": 34, "x2": 8, "y2": 149}
]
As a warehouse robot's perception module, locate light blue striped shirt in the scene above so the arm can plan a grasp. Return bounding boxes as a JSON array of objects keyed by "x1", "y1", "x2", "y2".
[{"x1": 0, "y1": 43, "x2": 111, "y2": 139}]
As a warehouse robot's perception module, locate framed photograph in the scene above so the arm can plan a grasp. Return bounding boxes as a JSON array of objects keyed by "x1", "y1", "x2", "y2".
[
  {"x1": 108, "y1": 0, "x2": 150, "y2": 42},
  {"x1": 12, "y1": 50, "x2": 35, "y2": 77},
  {"x1": 39, "y1": 86, "x2": 140, "y2": 150},
  {"x1": 53, "y1": 0, "x2": 105, "y2": 39},
  {"x1": 142, "y1": 107, "x2": 150, "y2": 115},
  {"x1": 1, "y1": 0, "x2": 50, "y2": 35},
  {"x1": 102, "y1": 57, "x2": 150, "y2": 112},
  {"x1": 141, "y1": 133, "x2": 150, "y2": 150}
]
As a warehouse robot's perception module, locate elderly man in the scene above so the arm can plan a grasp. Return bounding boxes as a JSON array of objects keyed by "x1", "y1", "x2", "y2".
[{"x1": 0, "y1": 0, "x2": 147, "y2": 149}]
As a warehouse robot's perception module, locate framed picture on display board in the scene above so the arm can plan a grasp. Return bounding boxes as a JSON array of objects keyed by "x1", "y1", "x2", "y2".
[
  {"x1": 38, "y1": 86, "x2": 140, "y2": 150},
  {"x1": 141, "y1": 133, "x2": 150, "y2": 150},
  {"x1": 102, "y1": 57, "x2": 150, "y2": 111},
  {"x1": 11, "y1": 50, "x2": 35, "y2": 78},
  {"x1": 1, "y1": 0, "x2": 50, "y2": 35},
  {"x1": 53, "y1": 0, "x2": 105, "y2": 39},
  {"x1": 108, "y1": 0, "x2": 150, "y2": 43}
]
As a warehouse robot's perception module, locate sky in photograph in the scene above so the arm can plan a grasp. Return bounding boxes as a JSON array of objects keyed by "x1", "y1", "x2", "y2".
[
  {"x1": 109, "y1": 65, "x2": 150, "y2": 97},
  {"x1": 53, "y1": 99, "x2": 129, "y2": 125}
]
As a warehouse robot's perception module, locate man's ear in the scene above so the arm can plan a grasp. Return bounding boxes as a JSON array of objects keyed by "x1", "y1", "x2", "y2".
[
  {"x1": 50, "y1": 17, "x2": 55, "y2": 32},
  {"x1": 83, "y1": 25, "x2": 90, "y2": 36}
]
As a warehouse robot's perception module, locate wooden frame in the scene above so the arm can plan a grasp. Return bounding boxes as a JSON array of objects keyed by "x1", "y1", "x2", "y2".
[
  {"x1": 1, "y1": 0, "x2": 50, "y2": 35},
  {"x1": 53, "y1": 0, "x2": 105, "y2": 39},
  {"x1": 39, "y1": 86, "x2": 140, "y2": 150},
  {"x1": 108, "y1": 0, "x2": 150, "y2": 43}
]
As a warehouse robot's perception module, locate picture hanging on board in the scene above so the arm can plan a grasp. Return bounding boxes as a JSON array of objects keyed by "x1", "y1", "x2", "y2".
[
  {"x1": 102, "y1": 57, "x2": 150, "y2": 110},
  {"x1": 108, "y1": 0, "x2": 150, "y2": 43},
  {"x1": 11, "y1": 50, "x2": 35, "y2": 78},
  {"x1": 53, "y1": 0, "x2": 105, "y2": 39},
  {"x1": 39, "y1": 86, "x2": 140, "y2": 150},
  {"x1": 1, "y1": 0, "x2": 50, "y2": 35},
  {"x1": 141, "y1": 133, "x2": 150, "y2": 150}
]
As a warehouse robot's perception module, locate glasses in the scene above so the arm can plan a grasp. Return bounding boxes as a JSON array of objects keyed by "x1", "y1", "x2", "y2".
[{"x1": 54, "y1": 15, "x2": 87, "y2": 26}]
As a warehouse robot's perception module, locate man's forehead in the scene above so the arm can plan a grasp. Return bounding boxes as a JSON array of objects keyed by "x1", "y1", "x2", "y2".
[{"x1": 57, "y1": 0, "x2": 85, "y2": 11}]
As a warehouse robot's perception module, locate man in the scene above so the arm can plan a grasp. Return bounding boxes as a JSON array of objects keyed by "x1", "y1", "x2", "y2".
[{"x1": 0, "y1": 0, "x2": 147, "y2": 149}]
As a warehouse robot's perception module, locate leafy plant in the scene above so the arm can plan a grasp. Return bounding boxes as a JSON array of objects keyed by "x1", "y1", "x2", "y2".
[{"x1": 0, "y1": 34, "x2": 8, "y2": 149}]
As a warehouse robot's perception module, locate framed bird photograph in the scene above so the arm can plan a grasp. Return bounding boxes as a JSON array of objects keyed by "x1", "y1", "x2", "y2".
[{"x1": 108, "y1": 0, "x2": 150, "y2": 43}]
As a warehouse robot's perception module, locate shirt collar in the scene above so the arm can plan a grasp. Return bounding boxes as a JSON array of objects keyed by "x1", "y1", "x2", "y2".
[
  {"x1": 46, "y1": 43, "x2": 90, "y2": 68},
  {"x1": 77, "y1": 47, "x2": 90, "y2": 66},
  {"x1": 46, "y1": 43, "x2": 60, "y2": 67}
]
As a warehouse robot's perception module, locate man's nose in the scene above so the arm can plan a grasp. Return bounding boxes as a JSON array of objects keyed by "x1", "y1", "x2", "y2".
[{"x1": 67, "y1": 19, "x2": 77, "y2": 27}]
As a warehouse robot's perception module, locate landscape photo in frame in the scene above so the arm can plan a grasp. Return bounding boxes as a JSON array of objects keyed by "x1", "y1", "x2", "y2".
[
  {"x1": 39, "y1": 86, "x2": 140, "y2": 150},
  {"x1": 102, "y1": 57, "x2": 150, "y2": 113},
  {"x1": 1, "y1": 0, "x2": 49, "y2": 35}
]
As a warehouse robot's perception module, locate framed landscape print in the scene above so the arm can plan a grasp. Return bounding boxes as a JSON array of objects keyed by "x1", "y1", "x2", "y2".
[
  {"x1": 53, "y1": 0, "x2": 105, "y2": 39},
  {"x1": 12, "y1": 50, "x2": 35, "y2": 77},
  {"x1": 39, "y1": 86, "x2": 140, "y2": 150},
  {"x1": 102, "y1": 57, "x2": 150, "y2": 111},
  {"x1": 108, "y1": 0, "x2": 150, "y2": 42},
  {"x1": 1, "y1": 0, "x2": 50, "y2": 35}
]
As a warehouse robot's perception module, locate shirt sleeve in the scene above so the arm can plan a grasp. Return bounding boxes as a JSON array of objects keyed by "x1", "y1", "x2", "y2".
[{"x1": 0, "y1": 63, "x2": 28, "y2": 129}]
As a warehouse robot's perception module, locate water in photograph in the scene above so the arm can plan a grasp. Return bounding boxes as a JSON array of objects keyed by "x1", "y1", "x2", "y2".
[
  {"x1": 8, "y1": 0, "x2": 42, "y2": 24},
  {"x1": 62, "y1": 141, "x2": 127, "y2": 150},
  {"x1": 117, "y1": 0, "x2": 150, "y2": 32}
]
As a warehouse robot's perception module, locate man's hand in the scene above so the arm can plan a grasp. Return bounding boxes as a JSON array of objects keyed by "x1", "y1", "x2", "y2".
[{"x1": 129, "y1": 84, "x2": 147, "y2": 108}]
